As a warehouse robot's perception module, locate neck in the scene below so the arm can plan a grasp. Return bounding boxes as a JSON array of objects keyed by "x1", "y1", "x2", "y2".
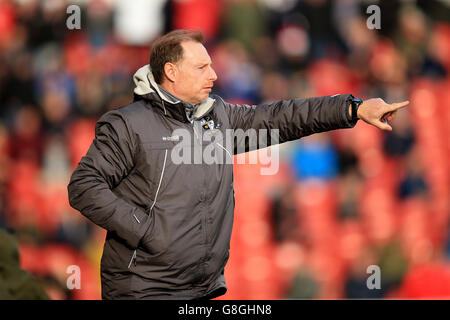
[
  {"x1": 160, "y1": 82, "x2": 186, "y2": 103},
  {"x1": 160, "y1": 81, "x2": 175, "y2": 96},
  {"x1": 158, "y1": 83, "x2": 182, "y2": 103},
  {"x1": 160, "y1": 81, "x2": 200, "y2": 105}
]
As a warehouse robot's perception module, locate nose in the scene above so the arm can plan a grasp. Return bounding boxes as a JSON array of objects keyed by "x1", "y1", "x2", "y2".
[{"x1": 209, "y1": 66, "x2": 217, "y2": 82}]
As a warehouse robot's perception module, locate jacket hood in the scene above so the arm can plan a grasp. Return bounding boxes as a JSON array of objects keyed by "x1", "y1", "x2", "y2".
[{"x1": 132, "y1": 65, "x2": 215, "y2": 122}]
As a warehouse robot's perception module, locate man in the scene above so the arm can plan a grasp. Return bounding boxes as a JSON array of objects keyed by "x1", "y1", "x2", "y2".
[{"x1": 67, "y1": 30, "x2": 408, "y2": 300}]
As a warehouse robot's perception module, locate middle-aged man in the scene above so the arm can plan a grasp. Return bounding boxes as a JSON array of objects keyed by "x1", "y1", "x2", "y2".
[{"x1": 67, "y1": 30, "x2": 409, "y2": 300}]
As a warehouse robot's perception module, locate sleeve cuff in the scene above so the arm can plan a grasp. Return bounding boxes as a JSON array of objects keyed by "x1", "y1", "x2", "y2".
[{"x1": 339, "y1": 94, "x2": 358, "y2": 128}]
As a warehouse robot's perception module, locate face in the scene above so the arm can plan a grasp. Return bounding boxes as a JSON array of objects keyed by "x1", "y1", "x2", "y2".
[{"x1": 164, "y1": 41, "x2": 217, "y2": 105}]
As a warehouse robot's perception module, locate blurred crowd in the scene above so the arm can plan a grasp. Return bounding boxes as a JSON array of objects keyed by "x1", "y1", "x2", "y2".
[{"x1": 0, "y1": 0, "x2": 449, "y2": 299}]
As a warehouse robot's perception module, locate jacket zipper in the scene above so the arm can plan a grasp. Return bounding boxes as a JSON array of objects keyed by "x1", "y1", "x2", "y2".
[
  {"x1": 127, "y1": 149, "x2": 168, "y2": 270},
  {"x1": 216, "y1": 142, "x2": 233, "y2": 161},
  {"x1": 128, "y1": 250, "x2": 137, "y2": 269},
  {"x1": 193, "y1": 122, "x2": 199, "y2": 140},
  {"x1": 189, "y1": 119, "x2": 210, "y2": 276}
]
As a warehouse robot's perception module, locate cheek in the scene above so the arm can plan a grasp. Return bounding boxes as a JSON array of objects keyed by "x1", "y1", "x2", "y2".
[
  {"x1": 179, "y1": 73, "x2": 205, "y2": 97},
  {"x1": 180, "y1": 79, "x2": 196, "y2": 94},
  {"x1": 187, "y1": 80, "x2": 202, "y2": 95},
  {"x1": 194, "y1": 78, "x2": 205, "y2": 91}
]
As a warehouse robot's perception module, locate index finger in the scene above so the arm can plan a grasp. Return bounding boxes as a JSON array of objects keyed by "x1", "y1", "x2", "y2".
[{"x1": 387, "y1": 100, "x2": 409, "y2": 112}]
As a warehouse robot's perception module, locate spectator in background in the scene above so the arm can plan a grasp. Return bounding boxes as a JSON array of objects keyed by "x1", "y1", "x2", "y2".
[
  {"x1": 445, "y1": 220, "x2": 450, "y2": 261},
  {"x1": 393, "y1": 5, "x2": 430, "y2": 77},
  {"x1": 210, "y1": 40, "x2": 262, "y2": 103},
  {"x1": 335, "y1": 135, "x2": 362, "y2": 220},
  {"x1": 375, "y1": 240, "x2": 409, "y2": 296},
  {"x1": 269, "y1": 181, "x2": 300, "y2": 243},
  {"x1": 0, "y1": 229, "x2": 49, "y2": 299},
  {"x1": 297, "y1": 0, "x2": 339, "y2": 60},
  {"x1": 285, "y1": 267, "x2": 320, "y2": 299},
  {"x1": 397, "y1": 149, "x2": 428, "y2": 200},
  {"x1": 291, "y1": 133, "x2": 339, "y2": 181},
  {"x1": 337, "y1": 168, "x2": 363, "y2": 220},
  {"x1": 344, "y1": 246, "x2": 383, "y2": 299},
  {"x1": 423, "y1": 23, "x2": 450, "y2": 77},
  {"x1": 8, "y1": 106, "x2": 45, "y2": 165},
  {"x1": 222, "y1": 0, "x2": 267, "y2": 52},
  {"x1": 1, "y1": 51, "x2": 35, "y2": 109},
  {"x1": 381, "y1": 105, "x2": 428, "y2": 201},
  {"x1": 344, "y1": 239, "x2": 408, "y2": 299},
  {"x1": 382, "y1": 110, "x2": 415, "y2": 158}
]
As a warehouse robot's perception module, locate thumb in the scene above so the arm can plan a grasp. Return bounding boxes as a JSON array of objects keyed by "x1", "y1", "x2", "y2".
[{"x1": 375, "y1": 119, "x2": 392, "y2": 131}]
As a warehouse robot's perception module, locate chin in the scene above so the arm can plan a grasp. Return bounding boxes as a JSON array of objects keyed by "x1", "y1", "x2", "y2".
[{"x1": 196, "y1": 96, "x2": 209, "y2": 104}]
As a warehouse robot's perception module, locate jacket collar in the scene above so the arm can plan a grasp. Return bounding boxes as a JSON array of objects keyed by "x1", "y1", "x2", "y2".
[{"x1": 133, "y1": 64, "x2": 215, "y2": 123}]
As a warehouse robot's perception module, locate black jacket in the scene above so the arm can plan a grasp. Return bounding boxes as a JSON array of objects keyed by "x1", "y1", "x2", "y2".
[{"x1": 67, "y1": 65, "x2": 357, "y2": 299}]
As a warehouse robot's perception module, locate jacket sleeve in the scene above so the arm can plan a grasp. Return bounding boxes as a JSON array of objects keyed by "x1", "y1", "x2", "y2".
[
  {"x1": 221, "y1": 94, "x2": 357, "y2": 153},
  {"x1": 67, "y1": 110, "x2": 151, "y2": 249}
]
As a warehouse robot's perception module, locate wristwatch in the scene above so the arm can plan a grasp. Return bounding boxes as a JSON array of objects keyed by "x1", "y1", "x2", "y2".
[{"x1": 350, "y1": 95, "x2": 363, "y2": 122}]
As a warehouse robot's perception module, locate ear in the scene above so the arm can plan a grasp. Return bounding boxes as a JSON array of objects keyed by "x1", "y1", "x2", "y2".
[{"x1": 163, "y1": 62, "x2": 177, "y2": 83}]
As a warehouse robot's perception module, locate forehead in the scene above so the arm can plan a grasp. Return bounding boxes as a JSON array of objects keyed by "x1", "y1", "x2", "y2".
[{"x1": 180, "y1": 41, "x2": 211, "y2": 65}]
